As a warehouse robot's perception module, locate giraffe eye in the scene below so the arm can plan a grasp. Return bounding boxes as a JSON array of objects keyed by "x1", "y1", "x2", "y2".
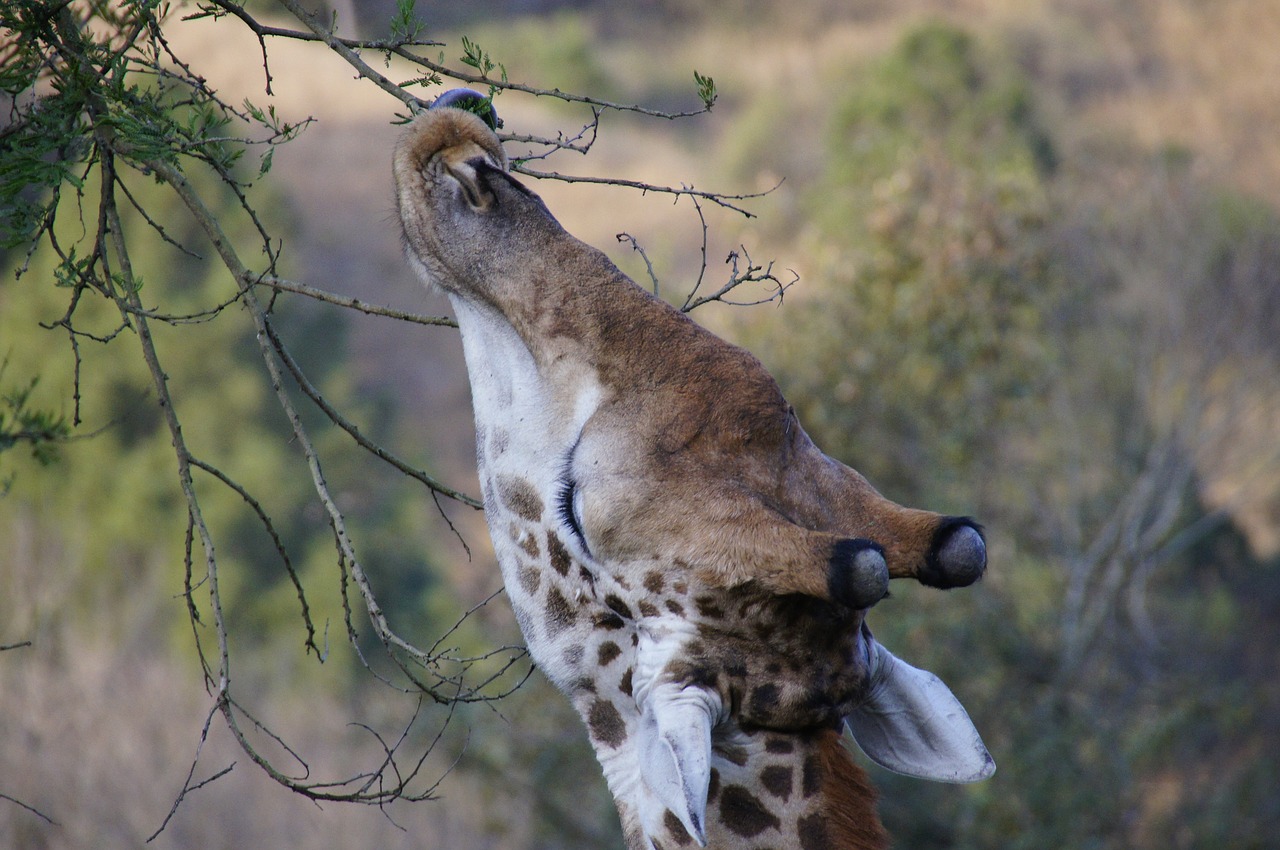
[{"x1": 556, "y1": 475, "x2": 588, "y2": 549}]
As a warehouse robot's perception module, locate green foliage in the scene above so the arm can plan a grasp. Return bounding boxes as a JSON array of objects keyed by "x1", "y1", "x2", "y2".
[
  {"x1": 751, "y1": 22, "x2": 1063, "y2": 511},
  {"x1": 390, "y1": 0, "x2": 425, "y2": 42},
  {"x1": 693, "y1": 69, "x2": 717, "y2": 110},
  {"x1": 0, "y1": 366, "x2": 70, "y2": 492},
  {"x1": 0, "y1": 0, "x2": 459, "y2": 670},
  {"x1": 460, "y1": 35, "x2": 497, "y2": 76}
]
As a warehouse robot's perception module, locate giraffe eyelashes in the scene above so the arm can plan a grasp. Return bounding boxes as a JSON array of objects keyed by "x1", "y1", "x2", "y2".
[{"x1": 556, "y1": 473, "x2": 589, "y2": 552}]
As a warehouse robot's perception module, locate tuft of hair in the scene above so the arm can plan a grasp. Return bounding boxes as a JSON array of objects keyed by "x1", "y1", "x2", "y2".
[{"x1": 818, "y1": 729, "x2": 890, "y2": 850}]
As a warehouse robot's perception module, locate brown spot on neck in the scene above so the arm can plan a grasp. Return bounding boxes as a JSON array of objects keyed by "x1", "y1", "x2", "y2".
[
  {"x1": 548, "y1": 533, "x2": 572, "y2": 576},
  {"x1": 496, "y1": 474, "x2": 543, "y2": 522},
  {"x1": 718, "y1": 785, "x2": 781, "y2": 838},
  {"x1": 586, "y1": 698, "x2": 626, "y2": 749},
  {"x1": 544, "y1": 587, "x2": 576, "y2": 636}
]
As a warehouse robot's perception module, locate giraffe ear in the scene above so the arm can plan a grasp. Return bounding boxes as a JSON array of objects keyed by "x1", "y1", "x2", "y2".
[
  {"x1": 845, "y1": 636, "x2": 996, "y2": 783},
  {"x1": 637, "y1": 684, "x2": 717, "y2": 848}
]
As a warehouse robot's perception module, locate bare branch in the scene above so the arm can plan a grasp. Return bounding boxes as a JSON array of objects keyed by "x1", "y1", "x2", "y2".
[
  {"x1": 616, "y1": 232, "x2": 661, "y2": 296},
  {"x1": 147, "y1": 702, "x2": 227, "y2": 842},
  {"x1": 260, "y1": 318, "x2": 483, "y2": 509},
  {"x1": 513, "y1": 167, "x2": 765, "y2": 217},
  {"x1": 251, "y1": 275, "x2": 458, "y2": 328},
  {"x1": 0, "y1": 792, "x2": 58, "y2": 827},
  {"x1": 188, "y1": 456, "x2": 322, "y2": 659},
  {"x1": 683, "y1": 247, "x2": 797, "y2": 313}
]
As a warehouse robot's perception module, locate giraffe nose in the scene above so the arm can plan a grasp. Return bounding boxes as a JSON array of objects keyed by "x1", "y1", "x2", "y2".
[{"x1": 829, "y1": 539, "x2": 890, "y2": 610}]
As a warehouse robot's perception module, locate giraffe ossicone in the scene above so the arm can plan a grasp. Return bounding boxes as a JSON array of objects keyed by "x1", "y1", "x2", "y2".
[{"x1": 394, "y1": 92, "x2": 994, "y2": 850}]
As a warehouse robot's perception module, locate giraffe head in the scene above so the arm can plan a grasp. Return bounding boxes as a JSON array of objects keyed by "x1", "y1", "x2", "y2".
[{"x1": 395, "y1": 93, "x2": 994, "y2": 850}]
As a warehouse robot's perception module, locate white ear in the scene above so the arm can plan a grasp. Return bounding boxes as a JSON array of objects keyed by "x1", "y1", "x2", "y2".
[
  {"x1": 637, "y1": 683, "x2": 719, "y2": 848},
  {"x1": 845, "y1": 637, "x2": 996, "y2": 783}
]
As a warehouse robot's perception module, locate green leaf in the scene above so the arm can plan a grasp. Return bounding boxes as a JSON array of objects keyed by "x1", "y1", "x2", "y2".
[{"x1": 694, "y1": 70, "x2": 717, "y2": 111}]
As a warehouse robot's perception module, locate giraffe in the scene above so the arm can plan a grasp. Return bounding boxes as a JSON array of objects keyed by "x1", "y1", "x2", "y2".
[{"x1": 394, "y1": 91, "x2": 994, "y2": 850}]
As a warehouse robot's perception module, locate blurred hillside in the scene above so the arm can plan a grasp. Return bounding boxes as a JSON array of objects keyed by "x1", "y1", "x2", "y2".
[{"x1": 2, "y1": 0, "x2": 1278, "y2": 848}]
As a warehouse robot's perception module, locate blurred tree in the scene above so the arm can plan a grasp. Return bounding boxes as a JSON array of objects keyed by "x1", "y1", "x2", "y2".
[
  {"x1": 742, "y1": 21, "x2": 1280, "y2": 849},
  {"x1": 759, "y1": 23, "x2": 1065, "y2": 514}
]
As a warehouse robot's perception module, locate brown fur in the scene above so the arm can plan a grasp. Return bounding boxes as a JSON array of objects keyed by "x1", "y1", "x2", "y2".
[{"x1": 817, "y1": 730, "x2": 890, "y2": 850}]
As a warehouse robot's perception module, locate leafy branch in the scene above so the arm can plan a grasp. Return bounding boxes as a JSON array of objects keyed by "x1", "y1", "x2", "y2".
[{"x1": 0, "y1": 0, "x2": 775, "y2": 833}]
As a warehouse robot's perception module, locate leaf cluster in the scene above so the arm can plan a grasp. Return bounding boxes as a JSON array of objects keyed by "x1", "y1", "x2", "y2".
[{"x1": 0, "y1": 363, "x2": 69, "y2": 485}]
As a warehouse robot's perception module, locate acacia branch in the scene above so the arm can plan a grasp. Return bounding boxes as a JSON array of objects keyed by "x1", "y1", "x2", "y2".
[
  {"x1": 202, "y1": 1, "x2": 714, "y2": 120},
  {"x1": 251, "y1": 275, "x2": 458, "y2": 328},
  {"x1": 513, "y1": 166, "x2": 766, "y2": 217},
  {"x1": 260, "y1": 318, "x2": 482, "y2": 509},
  {"x1": 188, "y1": 456, "x2": 322, "y2": 659},
  {"x1": 142, "y1": 154, "x2": 518, "y2": 705}
]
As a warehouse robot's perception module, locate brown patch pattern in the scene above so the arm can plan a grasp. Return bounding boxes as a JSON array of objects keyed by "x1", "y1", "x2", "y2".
[
  {"x1": 719, "y1": 785, "x2": 781, "y2": 838},
  {"x1": 662, "y1": 810, "x2": 693, "y2": 847},
  {"x1": 587, "y1": 698, "x2": 626, "y2": 748},
  {"x1": 604, "y1": 594, "x2": 633, "y2": 619},
  {"x1": 765, "y1": 735, "x2": 794, "y2": 754},
  {"x1": 496, "y1": 474, "x2": 543, "y2": 522},
  {"x1": 544, "y1": 587, "x2": 576, "y2": 636},
  {"x1": 802, "y1": 754, "x2": 822, "y2": 798},
  {"x1": 597, "y1": 641, "x2": 621, "y2": 666},
  {"x1": 548, "y1": 532, "x2": 572, "y2": 576},
  {"x1": 798, "y1": 813, "x2": 830, "y2": 850},
  {"x1": 517, "y1": 565, "x2": 540, "y2": 595},
  {"x1": 760, "y1": 765, "x2": 793, "y2": 801}
]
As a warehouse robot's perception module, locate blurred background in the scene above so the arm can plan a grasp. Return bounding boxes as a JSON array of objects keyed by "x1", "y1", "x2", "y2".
[{"x1": 2, "y1": 0, "x2": 1278, "y2": 847}]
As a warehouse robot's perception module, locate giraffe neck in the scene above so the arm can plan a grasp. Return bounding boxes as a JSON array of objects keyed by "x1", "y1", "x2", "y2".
[{"x1": 618, "y1": 726, "x2": 887, "y2": 850}]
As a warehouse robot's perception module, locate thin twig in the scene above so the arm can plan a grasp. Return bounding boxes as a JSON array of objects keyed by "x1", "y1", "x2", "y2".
[
  {"x1": 250, "y1": 275, "x2": 458, "y2": 328},
  {"x1": 0, "y1": 792, "x2": 58, "y2": 826},
  {"x1": 513, "y1": 166, "x2": 765, "y2": 217},
  {"x1": 616, "y1": 232, "x2": 660, "y2": 296},
  {"x1": 683, "y1": 246, "x2": 797, "y2": 312},
  {"x1": 188, "y1": 456, "x2": 322, "y2": 659},
  {"x1": 261, "y1": 317, "x2": 483, "y2": 511},
  {"x1": 148, "y1": 702, "x2": 225, "y2": 842}
]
